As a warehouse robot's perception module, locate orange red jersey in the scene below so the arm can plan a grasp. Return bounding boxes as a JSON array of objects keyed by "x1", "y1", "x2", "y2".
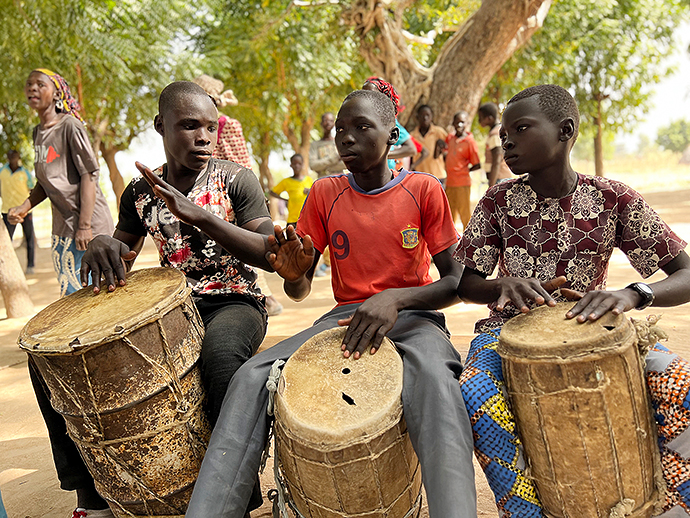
[{"x1": 296, "y1": 169, "x2": 459, "y2": 306}]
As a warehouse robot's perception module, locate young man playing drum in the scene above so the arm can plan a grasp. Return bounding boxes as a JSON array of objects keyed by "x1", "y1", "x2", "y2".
[
  {"x1": 156, "y1": 89, "x2": 475, "y2": 518},
  {"x1": 75, "y1": 81, "x2": 276, "y2": 516},
  {"x1": 455, "y1": 84, "x2": 690, "y2": 516}
]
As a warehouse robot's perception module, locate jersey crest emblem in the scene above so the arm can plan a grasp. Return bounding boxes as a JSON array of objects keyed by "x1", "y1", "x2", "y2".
[{"x1": 401, "y1": 226, "x2": 419, "y2": 249}]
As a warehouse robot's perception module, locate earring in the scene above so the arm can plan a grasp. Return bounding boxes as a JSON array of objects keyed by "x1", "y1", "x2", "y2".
[{"x1": 55, "y1": 99, "x2": 64, "y2": 112}]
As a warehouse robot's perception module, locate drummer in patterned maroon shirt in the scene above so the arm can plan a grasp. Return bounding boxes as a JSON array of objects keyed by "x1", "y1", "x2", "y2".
[{"x1": 455, "y1": 84, "x2": 690, "y2": 516}]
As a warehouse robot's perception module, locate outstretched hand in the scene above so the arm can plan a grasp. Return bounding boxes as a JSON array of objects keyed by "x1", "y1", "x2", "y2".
[
  {"x1": 80, "y1": 235, "x2": 138, "y2": 293},
  {"x1": 266, "y1": 225, "x2": 315, "y2": 282},
  {"x1": 495, "y1": 276, "x2": 568, "y2": 313},
  {"x1": 136, "y1": 162, "x2": 202, "y2": 224}
]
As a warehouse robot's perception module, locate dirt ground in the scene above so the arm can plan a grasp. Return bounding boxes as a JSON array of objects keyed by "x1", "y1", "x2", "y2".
[{"x1": 1, "y1": 189, "x2": 690, "y2": 518}]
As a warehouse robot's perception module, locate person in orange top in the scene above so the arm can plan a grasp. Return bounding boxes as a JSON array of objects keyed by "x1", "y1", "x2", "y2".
[{"x1": 443, "y1": 111, "x2": 480, "y2": 230}]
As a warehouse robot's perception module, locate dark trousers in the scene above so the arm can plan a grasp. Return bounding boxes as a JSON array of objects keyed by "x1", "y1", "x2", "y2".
[
  {"x1": 29, "y1": 296, "x2": 267, "y2": 497},
  {"x1": 3, "y1": 212, "x2": 35, "y2": 268}
]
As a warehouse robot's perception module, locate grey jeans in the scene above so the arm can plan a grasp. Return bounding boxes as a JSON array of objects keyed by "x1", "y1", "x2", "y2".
[{"x1": 186, "y1": 304, "x2": 477, "y2": 518}]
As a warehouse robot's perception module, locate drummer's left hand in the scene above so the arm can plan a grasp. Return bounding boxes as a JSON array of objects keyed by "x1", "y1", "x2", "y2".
[
  {"x1": 338, "y1": 291, "x2": 399, "y2": 359},
  {"x1": 565, "y1": 288, "x2": 639, "y2": 323},
  {"x1": 136, "y1": 162, "x2": 203, "y2": 224}
]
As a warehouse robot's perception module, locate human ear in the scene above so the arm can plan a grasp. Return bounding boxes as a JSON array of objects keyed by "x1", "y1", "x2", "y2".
[
  {"x1": 154, "y1": 114, "x2": 164, "y2": 137},
  {"x1": 559, "y1": 118, "x2": 575, "y2": 141},
  {"x1": 388, "y1": 126, "x2": 400, "y2": 146}
]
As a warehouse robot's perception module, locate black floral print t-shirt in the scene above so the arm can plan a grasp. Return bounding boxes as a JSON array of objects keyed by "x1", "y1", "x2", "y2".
[{"x1": 117, "y1": 159, "x2": 269, "y2": 302}]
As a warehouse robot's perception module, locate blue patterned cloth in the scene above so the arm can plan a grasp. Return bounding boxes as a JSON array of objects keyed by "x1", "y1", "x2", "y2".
[
  {"x1": 51, "y1": 235, "x2": 84, "y2": 296},
  {"x1": 460, "y1": 330, "x2": 690, "y2": 517}
]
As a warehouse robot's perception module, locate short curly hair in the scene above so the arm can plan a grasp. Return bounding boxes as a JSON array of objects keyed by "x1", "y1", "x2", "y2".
[
  {"x1": 507, "y1": 85, "x2": 580, "y2": 139},
  {"x1": 341, "y1": 90, "x2": 396, "y2": 127}
]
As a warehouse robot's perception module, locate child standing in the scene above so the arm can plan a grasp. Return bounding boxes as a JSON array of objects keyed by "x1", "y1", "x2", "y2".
[
  {"x1": 410, "y1": 104, "x2": 448, "y2": 184},
  {"x1": 443, "y1": 111, "x2": 481, "y2": 230},
  {"x1": 477, "y1": 102, "x2": 513, "y2": 187},
  {"x1": 179, "y1": 89, "x2": 476, "y2": 518},
  {"x1": 456, "y1": 85, "x2": 690, "y2": 516},
  {"x1": 1, "y1": 149, "x2": 36, "y2": 273},
  {"x1": 9, "y1": 69, "x2": 114, "y2": 296},
  {"x1": 269, "y1": 153, "x2": 313, "y2": 228}
]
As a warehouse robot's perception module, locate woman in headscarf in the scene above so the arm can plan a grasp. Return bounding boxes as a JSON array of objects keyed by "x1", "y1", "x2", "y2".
[
  {"x1": 11, "y1": 69, "x2": 115, "y2": 518},
  {"x1": 9, "y1": 69, "x2": 114, "y2": 297}
]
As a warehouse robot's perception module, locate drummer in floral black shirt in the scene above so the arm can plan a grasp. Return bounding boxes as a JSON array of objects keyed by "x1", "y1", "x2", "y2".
[
  {"x1": 455, "y1": 84, "x2": 690, "y2": 517},
  {"x1": 80, "y1": 81, "x2": 278, "y2": 516}
]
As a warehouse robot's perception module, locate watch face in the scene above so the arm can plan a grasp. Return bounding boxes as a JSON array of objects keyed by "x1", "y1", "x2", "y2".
[{"x1": 629, "y1": 282, "x2": 654, "y2": 309}]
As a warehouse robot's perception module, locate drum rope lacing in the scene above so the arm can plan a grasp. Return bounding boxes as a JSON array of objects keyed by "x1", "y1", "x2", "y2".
[
  {"x1": 263, "y1": 359, "x2": 423, "y2": 518},
  {"x1": 37, "y1": 296, "x2": 207, "y2": 517}
]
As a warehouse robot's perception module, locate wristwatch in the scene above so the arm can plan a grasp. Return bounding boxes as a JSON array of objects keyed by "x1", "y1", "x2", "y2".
[{"x1": 625, "y1": 282, "x2": 655, "y2": 310}]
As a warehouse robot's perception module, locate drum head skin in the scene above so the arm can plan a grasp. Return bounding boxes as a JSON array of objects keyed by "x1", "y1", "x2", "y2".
[
  {"x1": 498, "y1": 301, "x2": 635, "y2": 360},
  {"x1": 277, "y1": 327, "x2": 403, "y2": 445},
  {"x1": 19, "y1": 268, "x2": 189, "y2": 354}
]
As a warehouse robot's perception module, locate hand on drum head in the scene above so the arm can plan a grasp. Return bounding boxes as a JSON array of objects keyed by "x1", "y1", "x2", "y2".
[
  {"x1": 81, "y1": 235, "x2": 138, "y2": 293},
  {"x1": 136, "y1": 162, "x2": 204, "y2": 225},
  {"x1": 338, "y1": 291, "x2": 399, "y2": 359},
  {"x1": 565, "y1": 288, "x2": 639, "y2": 323},
  {"x1": 266, "y1": 225, "x2": 315, "y2": 282},
  {"x1": 495, "y1": 276, "x2": 567, "y2": 313}
]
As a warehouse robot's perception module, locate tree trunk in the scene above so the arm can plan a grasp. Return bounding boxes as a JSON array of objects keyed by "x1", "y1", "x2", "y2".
[
  {"x1": 0, "y1": 222, "x2": 34, "y2": 318},
  {"x1": 343, "y1": 0, "x2": 552, "y2": 127},
  {"x1": 257, "y1": 137, "x2": 279, "y2": 220},
  {"x1": 594, "y1": 97, "x2": 605, "y2": 177},
  {"x1": 100, "y1": 143, "x2": 126, "y2": 208}
]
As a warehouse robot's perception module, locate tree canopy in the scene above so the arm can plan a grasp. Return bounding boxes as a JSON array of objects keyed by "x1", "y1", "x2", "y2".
[
  {"x1": 657, "y1": 119, "x2": 690, "y2": 153},
  {"x1": 488, "y1": 0, "x2": 689, "y2": 175},
  {"x1": 0, "y1": 0, "x2": 200, "y2": 199}
]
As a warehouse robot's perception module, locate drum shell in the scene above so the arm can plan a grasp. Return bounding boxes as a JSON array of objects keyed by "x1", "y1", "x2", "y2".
[
  {"x1": 274, "y1": 327, "x2": 422, "y2": 518},
  {"x1": 498, "y1": 303, "x2": 659, "y2": 518},
  {"x1": 19, "y1": 268, "x2": 210, "y2": 518}
]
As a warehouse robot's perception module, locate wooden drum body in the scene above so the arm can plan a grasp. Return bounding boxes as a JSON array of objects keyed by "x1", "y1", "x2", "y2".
[
  {"x1": 19, "y1": 267, "x2": 210, "y2": 518},
  {"x1": 497, "y1": 302, "x2": 661, "y2": 518},
  {"x1": 274, "y1": 327, "x2": 422, "y2": 518}
]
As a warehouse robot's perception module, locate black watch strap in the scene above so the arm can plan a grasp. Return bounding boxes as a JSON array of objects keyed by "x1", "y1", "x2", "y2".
[{"x1": 626, "y1": 282, "x2": 654, "y2": 310}]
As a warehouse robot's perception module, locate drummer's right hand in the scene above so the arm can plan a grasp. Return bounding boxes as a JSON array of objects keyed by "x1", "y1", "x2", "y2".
[
  {"x1": 495, "y1": 276, "x2": 566, "y2": 313},
  {"x1": 267, "y1": 225, "x2": 315, "y2": 281},
  {"x1": 81, "y1": 235, "x2": 138, "y2": 293}
]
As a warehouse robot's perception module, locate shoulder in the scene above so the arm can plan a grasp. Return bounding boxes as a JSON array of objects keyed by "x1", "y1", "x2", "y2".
[
  {"x1": 401, "y1": 169, "x2": 445, "y2": 192},
  {"x1": 211, "y1": 158, "x2": 252, "y2": 181},
  {"x1": 433, "y1": 125, "x2": 448, "y2": 137}
]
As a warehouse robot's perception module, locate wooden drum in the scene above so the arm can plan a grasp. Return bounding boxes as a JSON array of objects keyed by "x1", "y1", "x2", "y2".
[
  {"x1": 19, "y1": 267, "x2": 210, "y2": 518},
  {"x1": 497, "y1": 302, "x2": 661, "y2": 518},
  {"x1": 274, "y1": 327, "x2": 422, "y2": 518}
]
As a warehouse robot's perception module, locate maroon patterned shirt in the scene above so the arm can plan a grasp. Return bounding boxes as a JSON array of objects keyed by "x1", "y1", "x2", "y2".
[{"x1": 454, "y1": 173, "x2": 687, "y2": 332}]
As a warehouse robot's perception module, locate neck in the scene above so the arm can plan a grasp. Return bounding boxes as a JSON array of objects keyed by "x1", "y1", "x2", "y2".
[
  {"x1": 419, "y1": 125, "x2": 430, "y2": 135},
  {"x1": 164, "y1": 153, "x2": 206, "y2": 192},
  {"x1": 352, "y1": 163, "x2": 393, "y2": 192},
  {"x1": 38, "y1": 105, "x2": 60, "y2": 128},
  {"x1": 321, "y1": 132, "x2": 332, "y2": 141},
  {"x1": 528, "y1": 163, "x2": 577, "y2": 198},
  {"x1": 9, "y1": 164, "x2": 20, "y2": 172}
]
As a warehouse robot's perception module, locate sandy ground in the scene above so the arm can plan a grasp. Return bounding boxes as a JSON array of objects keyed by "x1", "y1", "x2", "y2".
[{"x1": 1, "y1": 189, "x2": 690, "y2": 518}]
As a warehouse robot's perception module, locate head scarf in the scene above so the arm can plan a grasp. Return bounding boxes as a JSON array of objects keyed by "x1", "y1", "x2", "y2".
[
  {"x1": 364, "y1": 76, "x2": 403, "y2": 117},
  {"x1": 193, "y1": 74, "x2": 238, "y2": 108},
  {"x1": 33, "y1": 68, "x2": 84, "y2": 122}
]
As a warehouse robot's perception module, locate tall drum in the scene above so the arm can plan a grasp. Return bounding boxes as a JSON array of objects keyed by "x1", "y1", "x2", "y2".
[
  {"x1": 273, "y1": 327, "x2": 422, "y2": 518},
  {"x1": 497, "y1": 302, "x2": 661, "y2": 518},
  {"x1": 19, "y1": 267, "x2": 210, "y2": 518}
]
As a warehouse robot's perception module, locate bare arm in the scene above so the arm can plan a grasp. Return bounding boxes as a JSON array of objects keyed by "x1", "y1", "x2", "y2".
[
  {"x1": 75, "y1": 173, "x2": 97, "y2": 251},
  {"x1": 411, "y1": 147, "x2": 429, "y2": 170},
  {"x1": 566, "y1": 251, "x2": 690, "y2": 321},
  {"x1": 487, "y1": 146, "x2": 501, "y2": 187},
  {"x1": 388, "y1": 138, "x2": 416, "y2": 159}
]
